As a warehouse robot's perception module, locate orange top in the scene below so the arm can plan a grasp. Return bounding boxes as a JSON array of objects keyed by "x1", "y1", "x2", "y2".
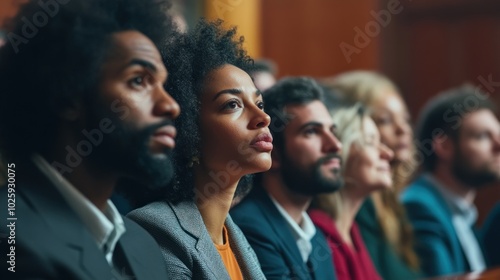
[{"x1": 214, "y1": 226, "x2": 244, "y2": 280}]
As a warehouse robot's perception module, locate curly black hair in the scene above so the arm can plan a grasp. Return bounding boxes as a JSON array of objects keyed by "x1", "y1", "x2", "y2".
[
  {"x1": 161, "y1": 19, "x2": 255, "y2": 203},
  {"x1": 0, "y1": 0, "x2": 173, "y2": 162}
]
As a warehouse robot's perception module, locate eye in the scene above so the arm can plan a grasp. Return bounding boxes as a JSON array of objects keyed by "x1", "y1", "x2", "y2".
[
  {"x1": 222, "y1": 99, "x2": 242, "y2": 111},
  {"x1": 376, "y1": 117, "x2": 392, "y2": 125},
  {"x1": 304, "y1": 127, "x2": 318, "y2": 136},
  {"x1": 129, "y1": 75, "x2": 147, "y2": 89},
  {"x1": 475, "y1": 132, "x2": 490, "y2": 140},
  {"x1": 257, "y1": 101, "x2": 264, "y2": 110}
]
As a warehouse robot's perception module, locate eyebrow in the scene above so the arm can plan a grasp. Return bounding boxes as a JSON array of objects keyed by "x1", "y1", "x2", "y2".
[
  {"x1": 212, "y1": 88, "x2": 261, "y2": 101},
  {"x1": 298, "y1": 121, "x2": 322, "y2": 131},
  {"x1": 126, "y1": 58, "x2": 158, "y2": 73},
  {"x1": 298, "y1": 122, "x2": 336, "y2": 131}
]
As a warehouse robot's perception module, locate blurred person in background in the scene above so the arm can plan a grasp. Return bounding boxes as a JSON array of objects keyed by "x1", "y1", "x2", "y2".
[
  {"x1": 310, "y1": 104, "x2": 393, "y2": 280},
  {"x1": 323, "y1": 71, "x2": 421, "y2": 280},
  {"x1": 250, "y1": 59, "x2": 277, "y2": 92},
  {"x1": 402, "y1": 85, "x2": 500, "y2": 277}
]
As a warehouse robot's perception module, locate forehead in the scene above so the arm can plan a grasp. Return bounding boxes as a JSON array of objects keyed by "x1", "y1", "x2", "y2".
[
  {"x1": 103, "y1": 30, "x2": 164, "y2": 70},
  {"x1": 462, "y1": 109, "x2": 500, "y2": 132},
  {"x1": 202, "y1": 64, "x2": 256, "y2": 96},
  {"x1": 285, "y1": 100, "x2": 333, "y2": 129},
  {"x1": 372, "y1": 90, "x2": 407, "y2": 113}
]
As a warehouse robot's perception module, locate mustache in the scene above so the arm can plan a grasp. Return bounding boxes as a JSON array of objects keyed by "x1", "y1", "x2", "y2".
[
  {"x1": 142, "y1": 120, "x2": 175, "y2": 137},
  {"x1": 317, "y1": 154, "x2": 342, "y2": 166}
]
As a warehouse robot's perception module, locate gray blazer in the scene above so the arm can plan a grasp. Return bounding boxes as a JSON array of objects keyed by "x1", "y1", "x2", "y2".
[{"x1": 127, "y1": 200, "x2": 266, "y2": 280}]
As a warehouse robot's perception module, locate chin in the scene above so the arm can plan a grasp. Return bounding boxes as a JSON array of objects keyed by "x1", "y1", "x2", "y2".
[
  {"x1": 256, "y1": 153, "x2": 272, "y2": 167},
  {"x1": 394, "y1": 151, "x2": 412, "y2": 163}
]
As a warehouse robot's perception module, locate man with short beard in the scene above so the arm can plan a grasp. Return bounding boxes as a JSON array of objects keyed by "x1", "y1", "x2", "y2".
[
  {"x1": 402, "y1": 85, "x2": 500, "y2": 277},
  {"x1": 231, "y1": 77, "x2": 341, "y2": 280},
  {"x1": 0, "y1": 0, "x2": 179, "y2": 278}
]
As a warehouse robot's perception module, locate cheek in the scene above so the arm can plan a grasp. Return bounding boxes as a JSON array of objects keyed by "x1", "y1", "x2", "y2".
[
  {"x1": 350, "y1": 153, "x2": 381, "y2": 184},
  {"x1": 378, "y1": 128, "x2": 396, "y2": 144},
  {"x1": 202, "y1": 122, "x2": 242, "y2": 152},
  {"x1": 461, "y1": 141, "x2": 490, "y2": 163},
  {"x1": 286, "y1": 140, "x2": 320, "y2": 165}
]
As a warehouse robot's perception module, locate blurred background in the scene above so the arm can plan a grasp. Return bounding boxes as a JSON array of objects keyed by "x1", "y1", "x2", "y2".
[{"x1": 2, "y1": 0, "x2": 499, "y2": 224}]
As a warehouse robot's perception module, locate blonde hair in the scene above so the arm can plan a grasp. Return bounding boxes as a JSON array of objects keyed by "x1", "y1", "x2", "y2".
[
  {"x1": 315, "y1": 104, "x2": 367, "y2": 220},
  {"x1": 322, "y1": 70, "x2": 419, "y2": 270}
]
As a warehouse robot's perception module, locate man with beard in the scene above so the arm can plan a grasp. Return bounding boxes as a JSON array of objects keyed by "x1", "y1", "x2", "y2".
[
  {"x1": 0, "y1": 0, "x2": 179, "y2": 279},
  {"x1": 402, "y1": 85, "x2": 500, "y2": 277},
  {"x1": 231, "y1": 77, "x2": 341, "y2": 280}
]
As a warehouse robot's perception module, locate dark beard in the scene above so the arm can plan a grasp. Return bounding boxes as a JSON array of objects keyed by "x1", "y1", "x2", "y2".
[
  {"x1": 452, "y1": 148, "x2": 499, "y2": 188},
  {"x1": 280, "y1": 153, "x2": 343, "y2": 195},
  {"x1": 85, "y1": 109, "x2": 175, "y2": 190}
]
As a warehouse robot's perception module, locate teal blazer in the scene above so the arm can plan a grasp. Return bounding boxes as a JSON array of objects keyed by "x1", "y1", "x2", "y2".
[{"x1": 401, "y1": 175, "x2": 477, "y2": 277}]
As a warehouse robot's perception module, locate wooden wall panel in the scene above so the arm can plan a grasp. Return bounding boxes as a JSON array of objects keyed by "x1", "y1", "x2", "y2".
[{"x1": 261, "y1": 0, "x2": 380, "y2": 77}]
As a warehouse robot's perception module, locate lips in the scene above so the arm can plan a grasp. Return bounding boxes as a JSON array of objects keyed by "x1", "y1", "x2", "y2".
[
  {"x1": 323, "y1": 158, "x2": 341, "y2": 169},
  {"x1": 377, "y1": 163, "x2": 391, "y2": 172},
  {"x1": 250, "y1": 132, "x2": 273, "y2": 152},
  {"x1": 322, "y1": 155, "x2": 341, "y2": 169},
  {"x1": 152, "y1": 125, "x2": 177, "y2": 150}
]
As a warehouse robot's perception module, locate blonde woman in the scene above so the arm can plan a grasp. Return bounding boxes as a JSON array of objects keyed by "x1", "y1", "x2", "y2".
[
  {"x1": 322, "y1": 71, "x2": 421, "y2": 280},
  {"x1": 309, "y1": 104, "x2": 393, "y2": 280}
]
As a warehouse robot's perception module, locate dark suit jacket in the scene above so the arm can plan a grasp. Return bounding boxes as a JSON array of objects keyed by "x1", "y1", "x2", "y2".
[
  {"x1": 480, "y1": 203, "x2": 500, "y2": 267},
  {"x1": 230, "y1": 187, "x2": 337, "y2": 280},
  {"x1": 127, "y1": 200, "x2": 265, "y2": 280},
  {"x1": 0, "y1": 163, "x2": 168, "y2": 280},
  {"x1": 401, "y1": 175, "x2": 483, "y2": 277}
]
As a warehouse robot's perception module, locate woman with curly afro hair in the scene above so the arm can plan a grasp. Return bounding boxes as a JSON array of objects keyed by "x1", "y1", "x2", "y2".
[{"x1": 128, "y1": 20, "x2": 271, "y2": 279}]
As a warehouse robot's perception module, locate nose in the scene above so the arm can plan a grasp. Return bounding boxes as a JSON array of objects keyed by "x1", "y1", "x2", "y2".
[
  {"x1": 249, "y1": 105, "x2": 271, "y2": 129},
  {"x1": 380, "y1": 143, "x2": 394, "y2": 161},
  {"x1": 153, "y1": 86, "x2": 180, "y2": 119},
  {"x1": 323, "y1": 131, "x2": 342, "y2": 154}
]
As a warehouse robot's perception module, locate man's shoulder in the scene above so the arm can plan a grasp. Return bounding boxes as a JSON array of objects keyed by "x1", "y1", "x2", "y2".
[
  {"x1": 230, "y1": 191, "x2": 274, "y2": 224},
  {"x1": 402, "y1": 175, "x2": 441, "y2": 206},
  {"x1": 402, "y1": 176, "x2": 452, "y2": 228}
]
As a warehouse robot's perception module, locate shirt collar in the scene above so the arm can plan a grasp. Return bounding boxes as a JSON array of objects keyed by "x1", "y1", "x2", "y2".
[
  {"x1": 269, "y1": 195, "x2": 316, "y2": 242},
  {"x1": 423, "y1": 173, "x2": 477, "y2": 225},
  {"x1": 32, "y1": 154, "x2": 126, "y2": 253}
]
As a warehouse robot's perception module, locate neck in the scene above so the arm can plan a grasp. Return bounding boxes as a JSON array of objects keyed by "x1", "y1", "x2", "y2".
[
  {"x1": 193, "y1": 164, "x2": 239, "y2": 245},
  {"x1": 263, "y1": 172, "x2": 311, "y2": 225},
  {"x1": 432, "y1": 166, "x2": 476, "y2": 204},
  {"x1": 334, "y1": 184, "x2": 365, "y2": 247}
]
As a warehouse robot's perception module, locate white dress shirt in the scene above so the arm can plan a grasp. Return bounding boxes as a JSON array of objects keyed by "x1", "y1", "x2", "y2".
[{"x1": 269, "y1": 195, "x2": 316, "y2": 262}]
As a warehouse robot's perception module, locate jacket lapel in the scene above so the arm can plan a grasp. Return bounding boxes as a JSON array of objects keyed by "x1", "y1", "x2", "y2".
[
  {"x1": 251, "y1": 187, "x2": 311, "y2": 278},
  {"x1": 225, "y1": 215, "x2": 265, "y2": 279},
  {"x1": 170, "y1": 200, "x2": 230, "y2": 280},
  {"x1": 418, "y1": 176, "x2": 468, "y2": 270},
  {"x1": 20, "y1": 167, "x2": 112, "y2": 279}
]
